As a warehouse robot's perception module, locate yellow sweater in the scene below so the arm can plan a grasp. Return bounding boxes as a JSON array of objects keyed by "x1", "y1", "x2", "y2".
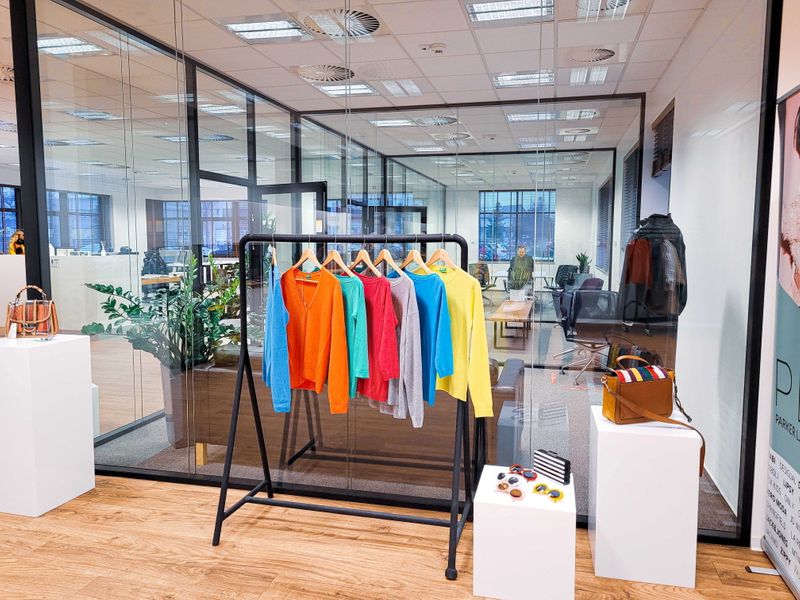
[{"x1": 427, "y1": 266, "x2": 493, "y2": 418}]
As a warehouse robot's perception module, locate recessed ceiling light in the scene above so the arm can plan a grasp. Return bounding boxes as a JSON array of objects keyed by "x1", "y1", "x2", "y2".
[
  {"x1": 569, "y1": 66, "x2": 608, "y2": 86},
  {"x1": 38, "y1": 36, "x2": 105, "y2": 56},
  {"x1": 492, "y1": 70, "x2": 554, "y2": 88},
  {"x1": 156, "y1": 158, "x2": 187, "y2": 164},
  {"x1": 559, "y1": 127, "x2": 598, "y2": 135},
  {"x1": 577, "y1": 0, "x2": 630, "y2": 21},
  {"x1": 65, "y1": 110, "x2": 122, "y2": 121},
  {"x1": 369, "y1": 119, "x2": 416, "y2": 127},
  {"x1": 506, "y1": 112, "x2": 555, "y2": 122},
  {"x1": 519, "y1": 137, "x2": 554, "y2": 149},
  {"x1": 412, "y1": 146, "x2": 444, "y2": 153},
  {"x1": 0, "y1": 144, "x2": 15, "y2": 149},
  {"x1": 224, "y1": 19, "x2": 310, "y2": 42},
  {"x1": 315, "y1": 83, "x2": 378, "y2": 97},
  {"x1": 0, "y1": 120, "x2": 16, "y2": 133},
  {"x1": 156, "y1": 134, "x2": 235, "y2": 143},
  {"x1": 562, "y1": 109, "x2": 598, "y2": 120},
  {"x1": 80, "y1": 161, "x2": 126, "y2": 168},
  {"x1": 44, "y1": 138, "x2": 104, "y2": 146},
  {"x1": 465, "y1": 0, "x2": 554, "y2": 23},
  {"x1": 456, "y1": 172, "x2": 476, "y2": 177},
  {"x1": 381, "y1": 80, "x2": 422, "y2": 97},
  {"x1": 525, "y1": 156, "x2": 555, "y2": 166},
  {"x1": 233, "y1": 155, "x2": 275, "y2": 162},
  {"x1": 199, "y1": 104, "x2": 246, "y2": 115}
]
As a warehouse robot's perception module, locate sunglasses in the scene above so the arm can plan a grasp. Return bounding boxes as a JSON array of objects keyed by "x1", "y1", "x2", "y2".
[
  {"x1": 532, "y1": 482, "x2": 564, "y2": 503},
  {"x1": 509, "y1": 464, "x2": 538, "y2": 482},
  {"x1": 496, "y1": 482, "x2": 525, "y2": 500}
]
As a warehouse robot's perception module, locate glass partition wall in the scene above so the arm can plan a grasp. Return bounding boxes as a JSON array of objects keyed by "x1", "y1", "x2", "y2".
[{"x1": 27, "y1": 0, "x2": 768, "y2": 543}]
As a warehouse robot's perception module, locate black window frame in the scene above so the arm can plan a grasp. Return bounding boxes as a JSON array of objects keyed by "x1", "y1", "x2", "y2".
[{"x1": 45, "y1": 189, "x2": 111, "y2": 252}]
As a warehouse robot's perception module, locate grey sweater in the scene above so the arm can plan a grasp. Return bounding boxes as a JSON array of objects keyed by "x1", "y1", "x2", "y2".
[{"x1": 372, "y1": 275, "x2": 424, "y2": 427}]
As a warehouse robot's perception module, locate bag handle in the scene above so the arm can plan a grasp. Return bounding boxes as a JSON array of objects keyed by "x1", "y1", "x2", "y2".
[
  {"x1": 13, "y1": 285, "x2": 49, "y2": 303},
  {"x1": 10, "y1": 285, "x2": 53, "y2": 324},
  {"x1": 603, "y1": 380, "x2": 705, "y2": 476},
  {"x1": 615, "y1": 354, "x2": 650, "y2": 368}
]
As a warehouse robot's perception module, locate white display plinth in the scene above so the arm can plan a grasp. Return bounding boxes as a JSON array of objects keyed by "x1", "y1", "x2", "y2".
[
  {"x1": 589, "y1": 405, "x2": 701, "y2": 588},
  {"x1": 0, "y1": 335, "x2": 95, "y2": 516},
  {"x1": 474, "y1": 464, "x2": 576, "y2": 600}
]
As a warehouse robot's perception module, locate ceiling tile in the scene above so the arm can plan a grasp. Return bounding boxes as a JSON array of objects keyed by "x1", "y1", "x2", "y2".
[
  {"x1": 483, "y1": 49, "x2": 555, "y2": 73},
  {"x1": 639, "y1": 10, "x2": 703, "y2": 41},
  {"x1": 373, "y1": 0, "x2": 469, "y2": 34},
  {"x1": 616, "y1": 79, "x2": 659, "y2": 94},
  {"x1": 621, "y1": 60, "x2": 669, "y2": 81},
  {"x1": 414, "y1": 54, "x2": 486, "y2": 78},
  {"x1": 474, "y1": 23, "x2": 555, "y2": 54},
  {"x1": 267, "y1": 83, "x2": 326, "y2": 101},
  {"x1": 322, "y1": 37, "x2": 410, "y2": 62},
  {"x1": 396, "y1": 30, "x2": 479, "y2": 58},
  {"x1": 141, "y1": 19, "x2": 242, "y2": 52},
  {"x1": 79, "y1": 0, "x2": 204, "y2": 27},
  {"x1": 428, "y1": 73, "x2": 493, "y2": 92},
  {"x1": 227, "y1": 67, "x2": 304, "y2": 87},
  {"x1": 192, "y1": 47, "x2": 276, "y2": 71},
  {"x1": 651, "y1": 0, "x2": 708, "y2": 12},
  {"x1": 351, "y1": 59, "x2": 424, "y2": 81},
  {"x1": 629, "y1": 38, "x2": 683, "y2": 63},
  {"x1": 254, "y1": 40, "x2": 341, "y2": 66},
  {"x1": 557, "y1": 16, "x2": 644, "y2": 48},
  {"x1": 439, "y1": 90, "x2": 498, "y2": 104},
  {"x1": 185, "y1": 0, "x2": 282, "y2": 17}
]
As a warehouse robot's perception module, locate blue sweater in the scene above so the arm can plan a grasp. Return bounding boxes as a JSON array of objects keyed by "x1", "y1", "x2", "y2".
[
  {"x1": 390, "y1": 271, "x2": 454, "y2": 404},
  {"x1": 262, "y1": 268, "x2": 291, "y2": 412}
]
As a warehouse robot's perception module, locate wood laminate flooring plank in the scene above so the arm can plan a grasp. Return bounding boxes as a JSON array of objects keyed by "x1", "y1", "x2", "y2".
[{"x1": 0, "y1": 476, "x2": 790, "y2": 599}]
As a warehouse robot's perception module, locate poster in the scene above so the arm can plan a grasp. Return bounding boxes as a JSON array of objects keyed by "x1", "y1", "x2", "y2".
[{"x1": 765, "y1": 89, "x2": 800, "y2": 598}]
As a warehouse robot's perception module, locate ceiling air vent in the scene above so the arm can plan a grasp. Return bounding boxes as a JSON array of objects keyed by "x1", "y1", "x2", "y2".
[
  {"x1": 414, "y1": 116, "x2": 458, "y2": 127},
  {"x1": 576, "y1": 0, "x2": 630, "y2": 18},
  {"x1": 572, "y1": 48, "x2": 615, "y2": 63},
  {"x1": 431, "y1": 132, "x2": 472, "y2": 142},
  {"x1": 296, "y1": 64, "x2": 354, "y2": 82},
  {"x1": 0, "y1": 66, "x2": 13, "y2": 83},
  {"x1": 302, "y1": 9, "x2": 380, "y2": 38}
]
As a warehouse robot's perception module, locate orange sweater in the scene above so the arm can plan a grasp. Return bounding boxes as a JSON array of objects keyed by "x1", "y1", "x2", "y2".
[{"x1": 281, "y1": 268, "x2": 350, "y2": 413}]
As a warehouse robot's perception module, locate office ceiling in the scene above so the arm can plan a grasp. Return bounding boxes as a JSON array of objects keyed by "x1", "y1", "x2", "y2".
[{"x1": 75, "y1": 0, "x2": 708, "y2": 111}]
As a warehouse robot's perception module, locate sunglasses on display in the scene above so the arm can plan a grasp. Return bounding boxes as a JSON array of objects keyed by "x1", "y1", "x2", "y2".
[
  {"x1": 496, "y1": 482, "x2": 525, "y2": 500},
  {"x1": 532, "y1": 483, "x2": 565, "y2": 503},
  {"x1": 508, "y1": 464, "x2": 538, "y2": 482}
]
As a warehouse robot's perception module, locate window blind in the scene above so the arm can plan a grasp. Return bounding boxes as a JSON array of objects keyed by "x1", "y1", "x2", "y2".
[
  {"x1": 621, "y1": 146, "x2": 640, "y2": 246},
  {"x1": 596, "y1": 179, "x2": 612, "y2": 272},
  {"x1": 652, "y1": 102, "x2": 674, "y2": 177}
]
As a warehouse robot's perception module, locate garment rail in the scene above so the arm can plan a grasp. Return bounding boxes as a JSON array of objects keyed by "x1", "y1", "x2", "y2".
[{"x1": 212, "y1": 233, "x2": 485, "y2": 580}]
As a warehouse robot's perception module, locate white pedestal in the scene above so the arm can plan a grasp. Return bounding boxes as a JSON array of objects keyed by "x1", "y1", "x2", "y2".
[
  {"x1": 474, "y1": 464, "x2": 576, "y2": 600},
  {"x1": 588, "y1": 405, "x2": 701, "y2": 588},
  {"x1": 0, "y1": 335, "x2": 95, "y2": 516}
]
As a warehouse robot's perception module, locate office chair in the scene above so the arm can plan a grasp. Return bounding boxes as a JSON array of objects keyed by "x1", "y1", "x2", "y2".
[
  {"x1": 470, "y1": 262, "x2": 496, "y2": 305},
  {"x1": 552, "y1": 277, "x2": 603, "y2": 361}
]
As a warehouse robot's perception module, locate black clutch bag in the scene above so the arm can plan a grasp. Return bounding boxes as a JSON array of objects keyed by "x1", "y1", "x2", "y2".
[{"x1": 533, "y1": 449, "x2": 571, "y2": 485}]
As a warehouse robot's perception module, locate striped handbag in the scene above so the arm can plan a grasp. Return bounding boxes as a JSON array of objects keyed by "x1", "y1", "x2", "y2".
[{"x1": 601, "y1": 355, "x2": 705, "y2": 475}]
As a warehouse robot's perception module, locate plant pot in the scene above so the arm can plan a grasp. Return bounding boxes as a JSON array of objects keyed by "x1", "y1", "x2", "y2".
[
  {"x1": 509, "y1": 288, "x2": 527, "y2": 302},
  {"x1": 579, "y1": 265, "x2": 590, "y2": 274}
]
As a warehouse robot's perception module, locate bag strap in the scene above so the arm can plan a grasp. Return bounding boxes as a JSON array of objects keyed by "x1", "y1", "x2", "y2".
[
  {"x1": 14, "y1": 285, "x2": 48, "y2": 303},
  {"x1": 604, "y1": 381, "x2": 705, "y2": 476},
  {"x1": 10, "y1": 286, "x2": 53, "y2": 324},
  {"x1": 615, "y1": 354, "x2": 650, "y2": 368}
]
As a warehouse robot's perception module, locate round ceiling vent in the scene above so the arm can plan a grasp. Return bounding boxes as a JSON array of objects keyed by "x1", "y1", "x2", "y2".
[
  {"x1": 0, "y1": 65, "x2": 13, "y2": 83},
  {"x1": 561, "y1": 127, "x2": 593, "y2": 135},
  {"x1": 572, "y1": 48, "x2": 616, "y2": 63},
  {"x1": 303, "y1": 9, "x2": 380, "y2": 38},
  {"x1": 296, "y1": 64, "x2": 354, "y2": 82},
  {"x1": 431, "y1": 132, "x2": 472, "y2": 142},
  {"x1": 414, "y1": 116, "x2": 458, "y2": 127}
]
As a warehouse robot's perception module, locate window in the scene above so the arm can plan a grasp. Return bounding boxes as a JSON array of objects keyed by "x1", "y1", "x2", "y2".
[
  {"x1": 621, "y1": 146, "x2": 641, "y2": 246},
  {"x1": 146, "y1": 199, "x2": 190, "y2": 250},
  {"x1": 0, "y1": 185, "x2": 18, "y2": 253},
  {"x1": 652, "y1": 100, "x2": 674, "y2": 177},
  {"x1": 479, "y1": 190, "x2": 555, "y2": 261},
  {"x1": 46, "y1": 190, "x2": 111, "y2": 252},
  {"x1": 596, "y1": 179, "x2": 613, "y2": 272}
]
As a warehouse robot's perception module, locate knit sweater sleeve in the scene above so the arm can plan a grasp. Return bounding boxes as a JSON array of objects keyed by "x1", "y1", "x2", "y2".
[
  {"x1": 404, "y1": 288, "x2": 424, "y2": 428},
  {"x1": 327, "y1": 284, "x2": 350, "y2": 414},
  {"x1": 467, "y1": 278, "x2": 493, "y2": 418}
]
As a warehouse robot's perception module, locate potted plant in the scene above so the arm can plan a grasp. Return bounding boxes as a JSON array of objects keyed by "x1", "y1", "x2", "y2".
[
  {"x1": 82, "y1": 256, "x2": 239, "y2": 447},
  {"x1": 576, "y1": 252, "x2": 592, "y2": 274},
  {"x1": 507, "y1": 268, "x2": 530, "y2": 302}
]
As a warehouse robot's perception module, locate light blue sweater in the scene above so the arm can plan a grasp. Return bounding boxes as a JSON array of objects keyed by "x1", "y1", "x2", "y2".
[{"x1": 262, "y1": 268, "x2": 291, "y2": 412}]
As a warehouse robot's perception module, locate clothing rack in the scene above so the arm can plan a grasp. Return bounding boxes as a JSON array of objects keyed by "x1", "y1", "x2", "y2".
[{"x1": 212, "y1": 233, "x2": 483, "y2": 581}]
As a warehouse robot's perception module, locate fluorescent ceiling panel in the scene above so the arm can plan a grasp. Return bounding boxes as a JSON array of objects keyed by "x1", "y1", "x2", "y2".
[
  {"x1": 465, "y1": 0, "x2": 555, "y2": 23},
  {"x1": 506, "y1": 112, "x2": 555, "y2": 122},
  {"x1": 315, "y1": 83, "x2": 378, "y2": 97},
  {"x1": 492, "y1": 70, "x2": 554, "y2": 88},
  {"x1": 38, "y1": 36, "x2": 105, "y2": 56},
  {"x1": 369, "y1": 119, "x2": 416, "y2": 127},
  {"x1": 381, "y1": 80, "x2": 422, "y2": 97},
  {"x1": 224, "y1": 19, "x2": 310, "y2": 42}
]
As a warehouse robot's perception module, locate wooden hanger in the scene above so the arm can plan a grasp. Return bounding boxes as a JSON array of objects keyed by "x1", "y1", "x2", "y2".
[
  {"x1": 374, "y1": 248, "x2": 411, "y2": 280},
  {"x1": 349, "y1": 248, "x2": 382, "y2": 277},
  {"x1": 426, "y1": 246, "x2": 458, "y2": 270},
  {"x1": 268, "y1": 244, "x2": 277, "y2": 267},
  {"x1": 291, "y1": 242, "x2": 323, "y2": 281},
  {"x1": 321, "y1": 248, "x2": 356, "y2": 277},
  {"x1": 400, "y1": 249, "x2": 433, "y2": 274}
]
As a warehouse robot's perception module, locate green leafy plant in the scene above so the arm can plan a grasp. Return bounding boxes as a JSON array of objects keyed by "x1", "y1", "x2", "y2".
[
  {"x1": 507, "y1": 267, "x2": 531, "y2": 291},
  {"x1": 81, "y1": 256, "x2": 238, "y2": 372},
  {"x1": 576, "y1": 252, "x2": 592, "y2": 273}
]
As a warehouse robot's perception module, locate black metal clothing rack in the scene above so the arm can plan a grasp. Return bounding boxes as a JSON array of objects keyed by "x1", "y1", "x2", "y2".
[{"x1": 212, "y1": 233, "x2": 482, "y2": 580}]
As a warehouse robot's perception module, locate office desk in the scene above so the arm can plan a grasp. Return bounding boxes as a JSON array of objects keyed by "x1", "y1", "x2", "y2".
[
  {"x1": 141, "y1": 275, "x2": 181, "y2": 287},
  {"x1": 489, "y1": 300, "x2": 534, "y2": 349}
]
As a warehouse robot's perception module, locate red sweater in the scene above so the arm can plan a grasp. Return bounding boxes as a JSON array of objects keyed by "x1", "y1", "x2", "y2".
[{"x1": 355, "y1": 274, "x2": 399, "y2": 402}]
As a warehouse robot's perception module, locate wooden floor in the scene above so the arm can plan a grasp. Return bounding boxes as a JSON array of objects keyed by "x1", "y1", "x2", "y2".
[{"x1": 0, "y1": 477, "x2": 791, "y2": 599}]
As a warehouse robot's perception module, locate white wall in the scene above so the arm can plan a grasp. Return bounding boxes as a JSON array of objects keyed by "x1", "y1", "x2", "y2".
[
  {"x1": 751, "y1": 0, "x2": 800, "y2": 552},
  {"x1": 639, "y1": 0, "x2": 768, "y2": 517}
]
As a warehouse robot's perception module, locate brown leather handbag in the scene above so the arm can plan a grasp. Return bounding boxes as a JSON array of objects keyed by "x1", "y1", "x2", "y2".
[
  {"x1": 5, "y1": 285, "x2": 59, "y2": 339},
  {"x1": 601, "y1": 355, "x2": 705, "y2": 475}
]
